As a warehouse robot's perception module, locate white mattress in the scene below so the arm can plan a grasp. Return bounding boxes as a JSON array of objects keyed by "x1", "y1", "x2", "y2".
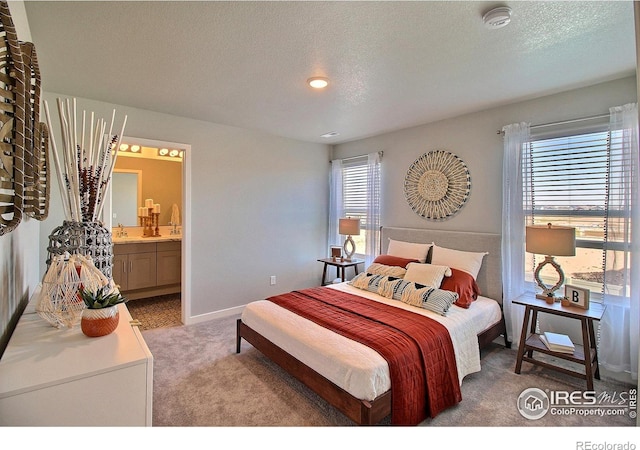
[{"x1": 241, "y1": 282, "x2": 502, "y2": 401}]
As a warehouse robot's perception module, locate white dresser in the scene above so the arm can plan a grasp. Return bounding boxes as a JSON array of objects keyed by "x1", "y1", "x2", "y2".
[{"x1": 0, "y1": 295, "x2": 153, "y2": 426}]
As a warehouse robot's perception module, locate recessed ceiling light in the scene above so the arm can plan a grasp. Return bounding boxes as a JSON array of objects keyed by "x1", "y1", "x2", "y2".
[
  {"x1": 321, "y1": 131, "x2": 340, "y2": 138},
  {"x1": 308, "y1": 77, "x2": 329, "y2": 89},
  {"x1": 483, "y1": 6, "x2": 512, "y2": 29}
]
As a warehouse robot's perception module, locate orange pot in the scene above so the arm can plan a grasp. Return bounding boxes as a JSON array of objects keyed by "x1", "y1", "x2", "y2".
[{"x1": 81, "y1": 306, "x2": 119, "y2": 337}]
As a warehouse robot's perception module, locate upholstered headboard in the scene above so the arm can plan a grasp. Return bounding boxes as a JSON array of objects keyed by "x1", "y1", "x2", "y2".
[{"x1": 380, "y1": 227, "x2": 502, "y2": 304}]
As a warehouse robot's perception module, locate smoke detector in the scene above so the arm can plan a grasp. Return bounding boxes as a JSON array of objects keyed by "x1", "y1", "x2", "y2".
[{"x1": 483, "y1": 6, "x2": 512, "y2": 29}]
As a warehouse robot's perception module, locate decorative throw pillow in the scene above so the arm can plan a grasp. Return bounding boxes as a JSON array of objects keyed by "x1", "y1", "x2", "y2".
[
  {"x1": 377, "y1": 276, "x2": 403, "y2": 299},
  {"x1": 421, "y1": 288, "x2": 458, "y2": 316},
  {"x1": 400, "y1": 283, "x2": 430, "y2": 308},
  {"x1": 390, "y1": 279, "x2": 416, "y2": 301},
  {"x1": 399, "y1": 283, "x2": 457, "y2": 316},
  {"x1": 372, "y1": 254, "x2": 419, "y2": 268},
  {"x1": 431, "y1": 244, "x2": 488, "y2": 279},
  {"x1": 404, "y1": 262, "x2": 452, "y2": 287},
  {"x1": 441, "y1": 268, "x2": 481, "y2": 309},
  {"x1": 365, "y1": 263, "x2": 407, "y2": 278},
  {"x1": 349, "y1": 272, "x2": 385, "y2": 293},
  {"x1": 387, "y1": 239, "x2": 433, "y2": 263}
]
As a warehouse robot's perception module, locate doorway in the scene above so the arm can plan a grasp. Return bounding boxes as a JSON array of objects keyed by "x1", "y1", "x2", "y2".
[{"x1": 105, "y1": 136, "x2": 191, "y2": 328}]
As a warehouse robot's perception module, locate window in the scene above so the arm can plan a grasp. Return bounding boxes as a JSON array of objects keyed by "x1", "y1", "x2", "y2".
[
  {"x1": 341, "y1": 157, "x2": 368, "y2": 255},
  {"x1": 524, "y1": 126, "x2": 611, "y2": 301},
  {"x1": 329, "y1": 153, "x2": 381, "y2": 263}
]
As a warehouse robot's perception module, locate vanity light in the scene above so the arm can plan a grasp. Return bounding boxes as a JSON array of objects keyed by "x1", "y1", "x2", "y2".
[
  {"x1": 131, "y1": 145, "x2": 141, "y2": 153},
  {"x1": 119, "y1": 144, "x2": 129, "y2": 151},
  {"x1": 308, "y1": 77, "x2": 329, "y2": 89},
  {"x1": 169, "y1": 149, "x2": 179, "y2": 157},
  {"x1": 158, "y1": 148, "x2": 169, "y2": 156}
]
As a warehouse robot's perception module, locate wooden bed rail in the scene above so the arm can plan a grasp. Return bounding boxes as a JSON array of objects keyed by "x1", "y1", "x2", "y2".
[{"x1": 236, "y1": 319, "x2": 391, "y2": 425}]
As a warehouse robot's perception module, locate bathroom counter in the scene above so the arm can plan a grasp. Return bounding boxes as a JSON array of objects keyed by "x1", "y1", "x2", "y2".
[{"x1": 112, "y1": 235, "x2": 182, "y2": 244}]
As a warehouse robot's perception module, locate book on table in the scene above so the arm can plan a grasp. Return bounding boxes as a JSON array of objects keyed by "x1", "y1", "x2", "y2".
[{"x1": 540, "y1": 332, "x2": 575, "y2": 353}]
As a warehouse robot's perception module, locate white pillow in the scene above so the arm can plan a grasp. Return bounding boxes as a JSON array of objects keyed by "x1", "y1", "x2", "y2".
[
  {"x1": 365, "y1": 263, "x2": 407, "y2": 278},
  {"x1": 431, "y1": 244, "x2": 488, "y2": 279},
  {"x1": 387, "y1": 239, "x2": 432, "y2": 263},
  {"x1": 404, "y1": 262, "x2": 451, "y2": 287}
]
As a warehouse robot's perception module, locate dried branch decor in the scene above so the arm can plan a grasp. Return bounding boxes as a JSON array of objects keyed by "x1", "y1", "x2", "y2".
[{"x1": 43, "y1": 97, "x2": 127, "y2": 222}]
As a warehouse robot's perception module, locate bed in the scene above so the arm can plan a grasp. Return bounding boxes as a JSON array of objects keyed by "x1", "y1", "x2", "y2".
[{"x1": 236, "y1": 227, "x2": 509, "y2": 425}]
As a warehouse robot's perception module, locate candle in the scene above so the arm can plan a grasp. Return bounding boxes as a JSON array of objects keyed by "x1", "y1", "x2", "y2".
[
  {"x1": 138, "y1": 207, "x2": 144, "y2": 217},
  {"x1": 154, "y1": 203, "x2": 161, "y2": 214},
  {"x1": 145, "y1": 198, "x2": 154, "y2": 208}
]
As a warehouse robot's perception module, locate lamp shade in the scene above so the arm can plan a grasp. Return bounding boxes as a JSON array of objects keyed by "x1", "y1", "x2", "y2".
[
  {"x1": 339, "y1": 218, "x2": 360, "y2": 236},
  {"x1": 526, "y1": 224, "x2": 576, "y2": 257}
]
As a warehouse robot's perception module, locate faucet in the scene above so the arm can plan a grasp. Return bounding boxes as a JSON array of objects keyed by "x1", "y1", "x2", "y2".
[
  {"x1": 169, "y1": 222, "x2": 180, "y2": 235},
  {"x1": 116, "y1": 223, "x2": 128, "y2": 238}
]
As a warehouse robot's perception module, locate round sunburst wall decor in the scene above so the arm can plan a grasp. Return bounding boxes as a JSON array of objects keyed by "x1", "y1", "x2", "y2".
[{"x1": 404, "y1": 150, "x2": 471, "y2": 221}]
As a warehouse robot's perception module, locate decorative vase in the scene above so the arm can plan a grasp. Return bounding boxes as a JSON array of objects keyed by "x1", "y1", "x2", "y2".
[
  {"x1": 46, "y1": 220, "x2": 113, "y2": 279},
  {"x1": 81, "y1": 306, "x2": 120, "y2": 337}
]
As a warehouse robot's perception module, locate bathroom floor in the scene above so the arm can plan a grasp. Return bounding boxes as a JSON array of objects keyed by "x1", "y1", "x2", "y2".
[{"x1": 126, "y1": 294, "x2": 182, "y2": 331}]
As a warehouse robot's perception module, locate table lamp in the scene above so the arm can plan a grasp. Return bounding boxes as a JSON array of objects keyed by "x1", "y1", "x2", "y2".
[
  {"x1": 526, "y1": 223, "x2": 576, "y2": 301},
  {"x1": 339, "y1": 218, "x2": 361, "y2": 261}
]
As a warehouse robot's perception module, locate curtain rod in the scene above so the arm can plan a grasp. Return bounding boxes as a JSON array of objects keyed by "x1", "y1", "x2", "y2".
[
  {"x1": 331, "y1": 151, "x2": 383, "y2": 163},
  {"x1": 497, "y1": 113, "x2": 610, "y2": 135}
]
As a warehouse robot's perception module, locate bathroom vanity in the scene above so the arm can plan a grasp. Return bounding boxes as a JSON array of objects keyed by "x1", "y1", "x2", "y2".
[{"x1": 112, "y1": 236, "x2": 181, "y2": 300}]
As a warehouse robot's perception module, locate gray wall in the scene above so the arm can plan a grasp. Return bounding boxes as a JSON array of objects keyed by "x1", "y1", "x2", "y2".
[
  {"x1": 38, "y1": 93, "x2": 330, "y2": 321},
  {"x1": 332, "y1": 76, "x2": 637, "y2": 233}
]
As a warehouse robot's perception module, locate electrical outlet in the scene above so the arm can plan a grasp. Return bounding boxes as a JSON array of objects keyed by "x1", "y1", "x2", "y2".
[{"x1": 270, "y1": 275, "x2": 276, "y2": 285}]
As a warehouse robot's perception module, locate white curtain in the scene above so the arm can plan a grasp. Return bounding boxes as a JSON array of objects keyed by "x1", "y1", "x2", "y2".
[
  {"x1": 501, "y1": 122, "x2": 531, "y2": 345},
  {"x1": 328, "y1": 158, "x2": 343, "y2": 253},
  {"x1": 600, "y1": 103, "x2": 639, "y2": 380},
  {"x1": 328, "y1": 152, "x2": 381, "y2": 266},
  {"x1": 365, "y1": 151, "x2": 382, "y2": 266}
]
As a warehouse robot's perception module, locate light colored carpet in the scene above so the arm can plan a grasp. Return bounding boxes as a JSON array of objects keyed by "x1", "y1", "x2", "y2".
[{"x1": 142, "y1": 313, "x2": 636, "y2": 427}]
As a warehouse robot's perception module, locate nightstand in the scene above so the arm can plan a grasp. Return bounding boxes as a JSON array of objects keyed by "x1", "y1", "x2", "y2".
[
  {"x1": 317, "y1": 258, "x2": 365, "y2": 286},
  {"x1": 514, "y1": 293, "x2": 606, "y2": 390}
]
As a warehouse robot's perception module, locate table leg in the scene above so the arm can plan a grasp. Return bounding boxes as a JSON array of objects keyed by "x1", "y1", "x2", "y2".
[
  {"x1": 340, "y1": 266, "x2": 346, "y2": 282},
  {"x1": 527, "y1": 308, "x2": 538, "y2": 358},
  {"x1": 515, "y1": 306, "x2": 532, "y2": 374},
  {"x1": 582, "y1": 318, "x2": 594, "y2": 391},
  {"x1": 321, "y1": 263, "x2": 328, "y2": 286},
  {"x1": 588, "y1": 319, "x2": 600, "y2": 380}
]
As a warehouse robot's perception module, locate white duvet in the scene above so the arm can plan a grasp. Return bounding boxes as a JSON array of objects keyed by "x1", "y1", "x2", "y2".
[{"x1": 240, "y1": 282, "x2": 502, "y2": 401}]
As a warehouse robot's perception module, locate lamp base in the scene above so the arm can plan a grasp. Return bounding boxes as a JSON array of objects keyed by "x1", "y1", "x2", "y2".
[
  {"x1": 536, "y1": 293, "x2": 561, "y2": 304},
  {"x1": 343, "y1": 235, "x2": 356, "y2": 261},
  {"x1": 534, "y1": 255, "x2": 565, "y2": 302}
]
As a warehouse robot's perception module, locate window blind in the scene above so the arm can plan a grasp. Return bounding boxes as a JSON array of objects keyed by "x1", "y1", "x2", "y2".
[
  {"x1": 342, "y1": 156, "x2": 368, "y2": 225},
  {"x1": 526, "y1": 125, "x2": 610, "y2": 298}
]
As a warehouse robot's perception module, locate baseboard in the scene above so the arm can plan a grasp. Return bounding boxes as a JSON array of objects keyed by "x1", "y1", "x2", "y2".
[{"x1": 184, "y1": 304, "x2": 245, "y2": 326}]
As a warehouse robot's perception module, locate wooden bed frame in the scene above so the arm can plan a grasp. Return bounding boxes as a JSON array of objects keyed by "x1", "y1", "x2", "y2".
[{"x1": 236, "y1": 227, "x2": 510, "y2": 425}]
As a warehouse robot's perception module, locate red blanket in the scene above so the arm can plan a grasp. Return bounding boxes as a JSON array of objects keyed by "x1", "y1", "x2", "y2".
[{"x1": 267, "y1": 286, "x2": 461, "y2": 425}]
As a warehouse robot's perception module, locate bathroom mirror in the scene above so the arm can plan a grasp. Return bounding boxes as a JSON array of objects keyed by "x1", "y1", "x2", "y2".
[
  {"x1": 109, "y1": 146, "x2": 183, "y2": 228},
  {"x1": 112, "y1": 170, "x2": 142, "y2": 226}
]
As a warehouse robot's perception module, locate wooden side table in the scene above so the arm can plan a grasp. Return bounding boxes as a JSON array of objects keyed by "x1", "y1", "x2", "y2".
[
  {"x1": 317, "y1": 258, "x2": 365, "y2": 286},
  {"x1": 514, "y1": 294, "x2": 606, "y2": 390}
]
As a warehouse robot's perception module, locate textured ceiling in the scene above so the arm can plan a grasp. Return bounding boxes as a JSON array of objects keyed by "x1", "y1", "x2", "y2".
[{"x1": 24, "y1": 1, "x2": 637, "y2": 144}]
